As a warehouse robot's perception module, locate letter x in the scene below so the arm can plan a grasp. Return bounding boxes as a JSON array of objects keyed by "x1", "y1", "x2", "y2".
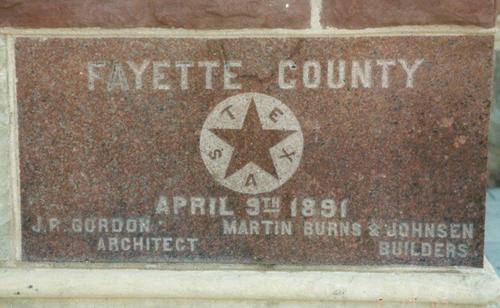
[{"x1": 279, "y1": 148, "x2": 295, "y2": 162}]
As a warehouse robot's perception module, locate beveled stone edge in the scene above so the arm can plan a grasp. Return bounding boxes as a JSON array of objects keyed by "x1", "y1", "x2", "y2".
[
  {"x1": 0, "y1": 259, "x2": 494, "y2": 273},
  {"x1": 8, "y1": 34, "x2": 21, "y2": 263},
  {"x1": 0, "y1": 259, "x2": 498, "y2": 304},
  {"x1": 0, "y1": 35, "x2": 10, "y2": 261},
  {"x1": 0, "y1": 34, "x2": 17, "y2": 263},
  {"x1": 0, "y1": 25, "x2": 495, "y2": 39}
]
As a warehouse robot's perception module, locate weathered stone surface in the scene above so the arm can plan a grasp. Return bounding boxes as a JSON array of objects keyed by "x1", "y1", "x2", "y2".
[
  {"x1": 16, "y1": 36, "x2": 493, "y2": 266},
  {"x1": 0, "y1": 0, "x2": 310, "y2": 29},
  {"x1": 489, "y1": 52, "x2": 500, "y2": 187},
  {"x1": 321, "y1": 0, "x2": 496, "y2": 29},
  {"x1": 0, "y1": 35, "x2": 12, "y2": 261}
]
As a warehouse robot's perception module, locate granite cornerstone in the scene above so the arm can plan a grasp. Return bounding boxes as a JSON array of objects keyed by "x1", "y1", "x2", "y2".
[{"x1": 0, "y1": 0, "x2": 499, "y2": 307}]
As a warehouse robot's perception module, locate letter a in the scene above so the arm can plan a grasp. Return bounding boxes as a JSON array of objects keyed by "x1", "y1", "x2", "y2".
[{"x1": 245, "y1": 174, "x2": 257, "y2": 186}]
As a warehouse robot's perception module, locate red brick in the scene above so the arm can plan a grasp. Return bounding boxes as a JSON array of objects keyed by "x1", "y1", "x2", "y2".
[
  {"x1": 322, "y1": 0, "x2": 496, "y2": 29},
  {"x1": 0, "y1": 0, "x2": 310, "y2": 29}
]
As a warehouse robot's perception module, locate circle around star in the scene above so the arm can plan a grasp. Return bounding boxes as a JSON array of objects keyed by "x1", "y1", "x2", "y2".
[{"x1": 200, "y1": 92, "x2": 304, "y2": 194}]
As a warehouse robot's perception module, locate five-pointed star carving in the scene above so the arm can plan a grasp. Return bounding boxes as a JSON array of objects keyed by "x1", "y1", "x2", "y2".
[{"x1": 210, "y1": 99, "x2": 296, "y2": 179}]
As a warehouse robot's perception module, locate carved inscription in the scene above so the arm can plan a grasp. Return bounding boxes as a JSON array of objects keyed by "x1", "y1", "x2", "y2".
[
  {"x1": 17, "y1": 37, "x2": 490, "y2": 266},
  {"x1": 87, "y1": 59, "x2": 424, "y2": 91}
]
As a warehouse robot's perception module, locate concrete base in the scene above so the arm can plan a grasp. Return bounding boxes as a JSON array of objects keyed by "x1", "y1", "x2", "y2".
[
  {"x1": 0, "y1": 299, "x2": 496, "y2": 308},
  {"x1": 0, "y1": 260, "x2": 498, "y2": 307}
]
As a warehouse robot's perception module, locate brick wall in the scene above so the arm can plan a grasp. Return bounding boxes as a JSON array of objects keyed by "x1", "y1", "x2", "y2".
[{"x1": 0, "y1": 0, "x2": 496, "y2": 29}]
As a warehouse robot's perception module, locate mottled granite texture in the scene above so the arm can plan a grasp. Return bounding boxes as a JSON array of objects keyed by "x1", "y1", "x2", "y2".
[
  {"x1": 0, "y1": 0, "x2": 310, "y2": 29},
  {"x1": 321, "y1": 0, "x2": 496, "y2": 29},
  {"x1": 16, "y1": 36, "x2": 493, "y2": 267}
]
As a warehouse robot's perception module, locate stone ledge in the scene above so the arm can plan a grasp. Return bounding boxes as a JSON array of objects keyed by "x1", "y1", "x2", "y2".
[
  {"x1": 0, "y1": 261, "x2": 499, "y2": 305},
  {"x1": 0, "y1": 26, "x2": 496, "y2": 38}
]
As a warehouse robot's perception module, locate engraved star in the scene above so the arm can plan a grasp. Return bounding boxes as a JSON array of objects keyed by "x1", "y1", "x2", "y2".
[{"x1": 210, "y1": 99, "x2": 296, "y2": 179}]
